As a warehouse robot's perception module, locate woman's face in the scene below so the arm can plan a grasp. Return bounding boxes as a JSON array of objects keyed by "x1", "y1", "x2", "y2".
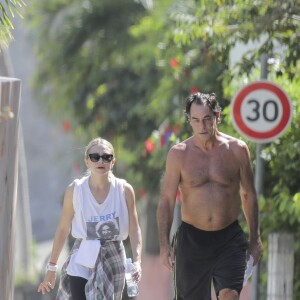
[{"x1": 85, "y1": 144, "x2": 115, "y2": 174}]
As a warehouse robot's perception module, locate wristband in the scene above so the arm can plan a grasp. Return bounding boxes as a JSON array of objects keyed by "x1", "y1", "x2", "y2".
[{"x1": 46, "y1": 263, "x2": 58, "y2": 272}]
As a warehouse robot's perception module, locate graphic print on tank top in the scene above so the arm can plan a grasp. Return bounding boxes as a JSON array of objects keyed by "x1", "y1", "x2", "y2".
[
  {"x1": 86, "y1": 214, "x2": 120, "y2": 240},
  {"x1": 71, "y1": 176, "x2": 129, "y2": 242}
]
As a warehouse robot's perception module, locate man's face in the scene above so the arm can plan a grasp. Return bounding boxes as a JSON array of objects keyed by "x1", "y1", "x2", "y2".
[
  {"x1": 100, "y1": 224, "x2": 114, "y2": 239},
  {"x1": 189, "y1": 103, "x2": 218, "y2": 141}
]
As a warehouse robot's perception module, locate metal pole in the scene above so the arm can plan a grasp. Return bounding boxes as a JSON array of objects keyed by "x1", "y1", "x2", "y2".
[
  {"x1": 251, "y1": 53, "x2": 268, "y2": 300},
  {"x1": 251, "y1": 142, "x2": 263, "y2": 300},
  {"x1": 255, "y1": 142, "x2": 264, "y2": 196}
]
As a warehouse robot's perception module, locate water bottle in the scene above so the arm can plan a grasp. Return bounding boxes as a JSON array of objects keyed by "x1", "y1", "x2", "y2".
[
  {"x1": 243, "y1": 255, "x2": 254, "y2": 286},
  {"x1": 125, "y1": 258, "x2": 139, "y2": 297}
]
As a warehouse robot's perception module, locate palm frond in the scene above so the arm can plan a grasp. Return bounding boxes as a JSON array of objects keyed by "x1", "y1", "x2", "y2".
[{"x1": 0, "y1": 0, "x2": 26, "y2": 49}]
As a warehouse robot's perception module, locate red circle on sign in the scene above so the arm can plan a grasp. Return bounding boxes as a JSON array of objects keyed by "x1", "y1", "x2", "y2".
[{"x1": 232, "y1": 81, "x2": 292, "y2": 141}]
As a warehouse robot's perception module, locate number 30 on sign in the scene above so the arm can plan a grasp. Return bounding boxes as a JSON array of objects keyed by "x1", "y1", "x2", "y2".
[{"x1": 231, "y1": 81, "x2": 293, "y2": 143}]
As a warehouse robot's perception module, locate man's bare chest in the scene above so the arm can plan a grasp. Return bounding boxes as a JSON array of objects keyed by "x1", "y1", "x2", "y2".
[{"x1": 181, "y1": 151, "x2": 240, "y2": 186}]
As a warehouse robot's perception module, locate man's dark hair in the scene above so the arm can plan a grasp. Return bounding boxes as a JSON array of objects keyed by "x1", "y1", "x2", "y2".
[
  {"x1": 99, "y1": 221, "x2": 117, "y2": 232},
  {"x1": 184, "y1": 92, "x2": 222, "y2": 121}
]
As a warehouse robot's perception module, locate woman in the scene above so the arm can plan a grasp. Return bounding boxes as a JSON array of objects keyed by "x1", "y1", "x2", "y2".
[{"x1": 38, "y1": 137, "x2": 142, "y2": 300}]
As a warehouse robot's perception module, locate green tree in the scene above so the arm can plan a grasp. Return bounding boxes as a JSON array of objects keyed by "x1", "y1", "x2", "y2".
[
  {"x1": 27, "y1": 0, "x2": 225, "y2": 191},
  {"x1": 28, "y1": 0, "x2": 156, "y2": 185}
]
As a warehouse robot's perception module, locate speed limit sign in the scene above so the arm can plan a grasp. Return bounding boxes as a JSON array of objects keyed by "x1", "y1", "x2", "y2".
[{"x1": 231, "y1": 81, "x2": 293, "y2": 143}]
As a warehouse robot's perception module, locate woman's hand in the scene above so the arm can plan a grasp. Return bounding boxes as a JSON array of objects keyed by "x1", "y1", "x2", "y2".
[
  {"x1": 37, "y1": 270, "x2": 56, "y2": 294},
  {"x1": 132, "y1": 261, "x2": 142, "y2": 283}
]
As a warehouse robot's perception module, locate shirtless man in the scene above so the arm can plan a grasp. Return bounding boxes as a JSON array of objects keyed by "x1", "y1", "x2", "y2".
[{"x1": 157, "y1": 92, "x2": 263, "y2": 300}]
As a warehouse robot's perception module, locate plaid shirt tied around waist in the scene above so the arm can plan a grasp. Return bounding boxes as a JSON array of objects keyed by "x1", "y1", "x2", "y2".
[{"x1": 56, "y1": 238, "x2": 126, "y2": 300}]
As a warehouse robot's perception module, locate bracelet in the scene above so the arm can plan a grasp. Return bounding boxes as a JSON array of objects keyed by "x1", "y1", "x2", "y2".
[{"x1": 46, "y1": 263, "x2": 58, "y2": 272}]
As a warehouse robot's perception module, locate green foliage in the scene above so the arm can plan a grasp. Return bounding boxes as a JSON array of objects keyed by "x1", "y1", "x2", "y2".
[
  {"x1": 171, "y1": 0, "x2": 300, "y2": 73},
  {"x1": 27, "y1": 0, "x2": 226, "y2": 194},
  {"x1": 0, "y1": 0, "x2": 26, "y2": 49}
]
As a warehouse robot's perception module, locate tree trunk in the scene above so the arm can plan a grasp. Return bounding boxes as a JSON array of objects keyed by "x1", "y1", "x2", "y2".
[
  {"x1": 1, "y1": 49, "x2": 33, "y2": 276},
  {"x1": 0, "y1": 77, "x2": 21, "y2": 300}
]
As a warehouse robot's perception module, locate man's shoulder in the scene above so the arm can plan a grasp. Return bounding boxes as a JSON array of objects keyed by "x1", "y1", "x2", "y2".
[
  {"x1": 219, "y1": 132, "x2": 247, "y2": 148},
  {"x1": 166, "y1": 139, "x2": 191, "y2": 163},
  {"x1": 169, "y1": 137, "x2": 192, "y2": 152},
  {"x1": 218, "y1": 133, "x2": 250, "y2": 163}
]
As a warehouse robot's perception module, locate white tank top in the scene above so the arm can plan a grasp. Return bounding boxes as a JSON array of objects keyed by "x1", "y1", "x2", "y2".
[
  {"x1": 71, "y1": 175, "x2": 129, "y2": 240},
  {"x1": 66, "y1": 175, "x2": 129, "y2": 279}
]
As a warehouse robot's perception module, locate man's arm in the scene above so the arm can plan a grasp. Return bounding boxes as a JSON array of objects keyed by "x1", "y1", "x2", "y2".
[
  {"x1": 157, "y1": 146, "x2": 181, "y2": 271},
  {"x1": 239, "y1": 142, "x2": 263, "y2": 265}
]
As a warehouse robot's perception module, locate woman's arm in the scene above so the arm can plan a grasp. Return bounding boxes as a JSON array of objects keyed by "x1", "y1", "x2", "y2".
[
  {"x1": 37, "y1": 183, "x2": 75, "y2": 294},
  {"x1": 124, "y1": 182, "x2": 142, "y2": 264}
]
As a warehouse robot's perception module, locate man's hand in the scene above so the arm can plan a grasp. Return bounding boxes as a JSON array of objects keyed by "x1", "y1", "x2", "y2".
[
  {"x1": 160, "y1": 244, "x2": 175, "y2": 272},
  {"x1": 247, "y1": 237, "x2": 263, "y2": 265}
]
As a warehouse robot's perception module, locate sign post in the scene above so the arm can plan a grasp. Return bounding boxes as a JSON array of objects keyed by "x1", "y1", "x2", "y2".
[
  {"x1": 231, "y1": 81, "x2": 292, "y2": 143},
  {"x1": 232, "y1": 79, "x2": 293, "y2": 300}
]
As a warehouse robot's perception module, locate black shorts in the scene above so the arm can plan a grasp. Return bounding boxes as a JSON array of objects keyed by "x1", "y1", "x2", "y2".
[{"x1": 173, "y1": 221, "x2": 248, "y2": 300}]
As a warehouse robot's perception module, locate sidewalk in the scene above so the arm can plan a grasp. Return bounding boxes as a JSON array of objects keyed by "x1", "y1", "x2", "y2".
[{"x1": 137, "y1": 254, "x2": 174, "y2": 300}]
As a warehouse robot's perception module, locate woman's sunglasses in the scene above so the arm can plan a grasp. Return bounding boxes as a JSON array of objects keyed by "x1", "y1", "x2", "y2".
[{"x1": 88, "y1": 153, "x2": 114, "y2": 163}]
